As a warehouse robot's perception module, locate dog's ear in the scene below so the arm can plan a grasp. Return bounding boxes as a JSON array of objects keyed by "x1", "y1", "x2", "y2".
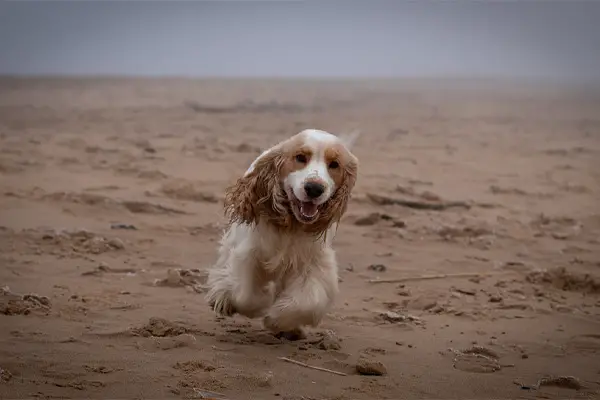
[
  {"x1": 322, "y1": 151, "x2": 358, "y2": 225},
  {"x1": 309, "y1": 143, "x2": 359, "y2": 236},
  {"x1": 337, "y1": 130, "x2": 361, "y2": 150},
  {"x1": 224, "y1": 148, "x2": 287, "y2": 226}
]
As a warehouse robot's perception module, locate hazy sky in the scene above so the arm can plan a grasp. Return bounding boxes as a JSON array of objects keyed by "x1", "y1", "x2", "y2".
[{"x1": 1, "y1": 1, "x2": 599, "y2": 80}]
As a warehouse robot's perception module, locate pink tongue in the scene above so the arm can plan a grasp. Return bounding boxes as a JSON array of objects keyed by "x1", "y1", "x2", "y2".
[{"x1": 300, "y1": 202, "x2": 318, "y2": 217}]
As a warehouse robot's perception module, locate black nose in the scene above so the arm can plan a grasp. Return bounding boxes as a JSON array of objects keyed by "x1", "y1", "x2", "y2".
[{"x1": 304, "y1": 181, "x2": 325, "y2": 199}]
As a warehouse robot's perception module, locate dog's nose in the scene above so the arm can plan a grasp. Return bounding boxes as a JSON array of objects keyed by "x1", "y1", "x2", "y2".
[{"x1": 304, "y1": 181, "x2": 325, "y2": 199}]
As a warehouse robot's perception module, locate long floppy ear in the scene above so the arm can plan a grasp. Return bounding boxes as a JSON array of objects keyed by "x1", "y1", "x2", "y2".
[
  {"x1": 223, "y1": 148, "x2": 287, "y2": 226},
  {"x1": 316, "y1": 152, "x2": 359, "y2": 231}
]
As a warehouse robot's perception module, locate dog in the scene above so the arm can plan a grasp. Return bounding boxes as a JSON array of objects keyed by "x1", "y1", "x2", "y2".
[{"x1": 206, "y1": 129, "x2": 359, "y2": 338}]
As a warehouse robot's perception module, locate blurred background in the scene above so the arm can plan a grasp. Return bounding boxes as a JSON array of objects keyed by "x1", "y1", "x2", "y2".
[{"x1": 1, "y1": 1, "x2": 599, "y2": 81}]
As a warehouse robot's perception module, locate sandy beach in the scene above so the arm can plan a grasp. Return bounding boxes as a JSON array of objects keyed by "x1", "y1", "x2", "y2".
[{"x1": 1, "y1": 77, "x2": 599, "y2": 399}]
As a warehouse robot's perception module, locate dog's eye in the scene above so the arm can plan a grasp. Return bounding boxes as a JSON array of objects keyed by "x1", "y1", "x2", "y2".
[
  {"x1": 295, "y1": 154, "x2": 307, "y2": 163},
  {"x1": 328, "y1": 161, "x2": 339, "y2": 169}
]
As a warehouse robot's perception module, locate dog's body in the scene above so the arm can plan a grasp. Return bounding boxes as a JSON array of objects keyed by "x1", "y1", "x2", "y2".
[{"x1": 206, "y1": 129, "x2": 359, "y2": 337}]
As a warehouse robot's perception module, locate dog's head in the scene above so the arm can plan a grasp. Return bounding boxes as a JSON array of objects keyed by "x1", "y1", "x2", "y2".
[{"x1": 224, "y1": 129, "x2": 359, "y2": 234}]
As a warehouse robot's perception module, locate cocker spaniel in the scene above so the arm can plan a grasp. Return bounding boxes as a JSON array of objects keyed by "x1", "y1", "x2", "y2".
[{"x1": 206, "y1": 129, "x2": 359, "y2": 339}]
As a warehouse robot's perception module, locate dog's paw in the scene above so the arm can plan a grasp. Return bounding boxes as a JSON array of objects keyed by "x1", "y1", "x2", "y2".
[
  {"x1": 263, "y1": 316, "x2": 306, "y2": 341},
  {"x1": 208, "y1": 291, "x2": 236, "y2": 317},
  {"x1": 275, "y1": 328, "x2": 307, "y2": 341}
]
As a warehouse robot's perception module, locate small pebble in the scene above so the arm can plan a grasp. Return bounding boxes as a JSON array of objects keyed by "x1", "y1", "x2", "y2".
[
  {"x1": 368, "y1": 264, "x2": 387, "y2": 272},
  {"x1": 392, "y1": 220, "x2": 406, "y2": 228},
  {"x1": 313, "y1": 331, "x2": 342, "y2": 351},
  {"x1": 110, "y1": 223, "x2": 137, "y2": 230},
  {"x1": 381, "y1": 311, "x2": 405, "y2": 323},
  {"x1": 107, "y1": 238, "x2": 125, "y2": 250},
  {"x1": 256, "y1": 371, "x2": 273, "y2": 387},
  {"x1": 356, "y1": 357, "x2": 387, "y2": 376}
]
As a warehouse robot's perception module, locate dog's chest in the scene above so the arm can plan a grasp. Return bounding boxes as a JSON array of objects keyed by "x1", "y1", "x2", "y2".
[{"x1": 256, "y1": 233, "x2": 322, "y2": 273}]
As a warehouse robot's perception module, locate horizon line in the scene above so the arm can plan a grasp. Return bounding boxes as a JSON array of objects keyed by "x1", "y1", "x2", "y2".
[{"x1": 1, "y1": 73, "x2": 598, "y2": 84}]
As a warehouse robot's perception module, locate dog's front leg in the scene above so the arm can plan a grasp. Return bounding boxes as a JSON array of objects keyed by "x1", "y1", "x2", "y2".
[
  {"x1": 263, "y1": 263, "x2": 339, "y2": 338},
  {"x1": 206, "y1": 243, "x2": 274, "y2": 318}
]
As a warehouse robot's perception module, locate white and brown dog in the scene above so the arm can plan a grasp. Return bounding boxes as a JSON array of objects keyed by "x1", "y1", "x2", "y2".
[{"x1": 206, "y1": 129, "x2": 359, "y2": 339}]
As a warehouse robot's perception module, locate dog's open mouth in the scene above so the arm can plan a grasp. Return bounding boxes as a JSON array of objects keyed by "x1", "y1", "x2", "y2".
[{"x1": 290, "y1": 195, "x2": 320, "y2": 223}]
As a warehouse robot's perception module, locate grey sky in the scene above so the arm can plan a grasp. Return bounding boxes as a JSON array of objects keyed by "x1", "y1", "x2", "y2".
[{"x1": 1, "y1": 1, "x2": 599, "y2": 80}]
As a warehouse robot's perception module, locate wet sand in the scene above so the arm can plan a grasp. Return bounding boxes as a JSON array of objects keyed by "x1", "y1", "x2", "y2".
[{"x1": 1, "y1": 77, "x2": 599, "y2": 399}]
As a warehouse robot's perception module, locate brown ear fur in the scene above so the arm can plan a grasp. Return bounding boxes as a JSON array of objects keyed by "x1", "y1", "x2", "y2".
[
  {"x1": 307, "y1": 153, "x2": 359, "y2": 234},
  {"x1": 224, "y1": 148, "x2": 290, "y2": 227}
]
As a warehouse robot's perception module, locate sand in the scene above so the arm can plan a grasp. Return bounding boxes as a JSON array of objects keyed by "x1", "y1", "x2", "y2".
[{"x1": 0, "y1": 77, "x2": 599, "y2": 399}]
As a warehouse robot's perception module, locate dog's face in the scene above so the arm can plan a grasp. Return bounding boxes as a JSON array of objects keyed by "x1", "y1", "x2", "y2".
[
  {"x1": 281, "y1": 129, "x2": 357, "y2": 225},
  {"x1": 224, "y1": 129, "x2": 359, "y2": 233}
]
